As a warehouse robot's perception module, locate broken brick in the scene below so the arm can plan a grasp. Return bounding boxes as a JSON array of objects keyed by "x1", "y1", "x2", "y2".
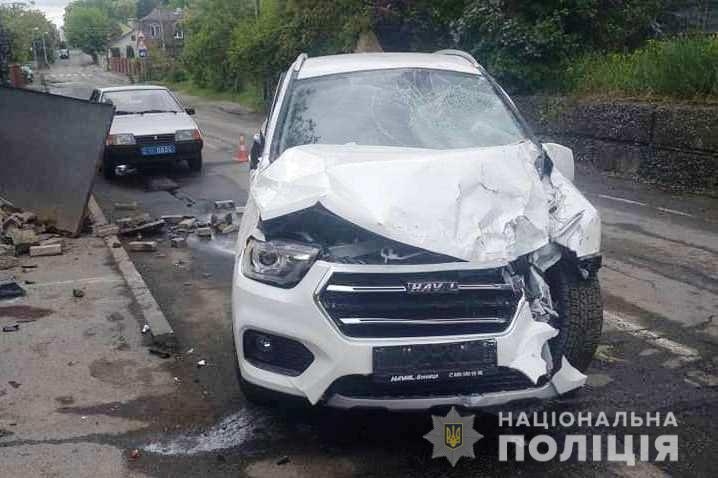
[
  {"x1": 29, "y1": 243, "x2": 62, "y2": 257},
  {"x1": 196, "y1": 227, "x2": 212, "y2": 238},
  {"x1": 93, "y1": 224, "x2": 120, "y2": 238},
  {"x1": 214, "y1": 200, "x2": 235, "y2": 209},
  {"x1": 128, "y1": 241, "x2": 158, "y2": 252},
  {"x1": 170, "y1": 237, "x2": 187, "y2": 248},
  {"x1": 218, "y1": 223, "x2": 238, "y2": 234}
]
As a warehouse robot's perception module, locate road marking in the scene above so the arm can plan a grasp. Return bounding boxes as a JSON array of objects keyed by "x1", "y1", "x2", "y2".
[
  {"x1": 604, "y1": 310, "x2": 700, "y2": 359},
  {"x1": 656, "y1": 206, "x2": 693, "y2": 217},
  {"x1": 598, "y1": 194, "x2": 648, "y2": 207},
  {"x1": 595, "y1": 194, "x2": 696, "y2": 219}
]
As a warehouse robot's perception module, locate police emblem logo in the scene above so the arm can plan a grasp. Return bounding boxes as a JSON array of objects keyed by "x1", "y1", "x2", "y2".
[
  {"x1": 424, "y1": 407, "x2": 483, "y2": 466},
  {"x1": 445, "y1": 423, "x2": 463, "y2": 449}
]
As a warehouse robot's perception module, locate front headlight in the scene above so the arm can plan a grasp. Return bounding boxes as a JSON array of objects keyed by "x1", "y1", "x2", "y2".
[
  {"x1": 106, "y1": 133, "x2": 135, "y2": 146},
  {"x1": 175, "y1": 129, "x2": 202, "y2": 141},
  {"x1": 241, "y1": 238, "x2": 320, "y2": 288}
]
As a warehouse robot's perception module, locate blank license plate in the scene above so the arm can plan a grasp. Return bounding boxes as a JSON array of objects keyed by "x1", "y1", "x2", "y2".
[
  {"x1": 372, "y1": 339, "x2": 497, "y2": 384},
  {"x1": 141, "y1": 144, "x2": 175, "y2": 156}
]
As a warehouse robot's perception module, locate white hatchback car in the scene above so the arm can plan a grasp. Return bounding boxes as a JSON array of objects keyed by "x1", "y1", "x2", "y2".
[
  {"x1": 232, "y1": 51, "x2": 603, "y2": 410},
  {"x1": 90, "y1": 85, "x2": 203, "y2": 179}
]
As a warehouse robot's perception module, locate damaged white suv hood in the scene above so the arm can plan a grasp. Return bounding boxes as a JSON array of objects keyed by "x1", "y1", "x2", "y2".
[{"x1": 250, "y1": 141, "x2": 600, "y2": 263}]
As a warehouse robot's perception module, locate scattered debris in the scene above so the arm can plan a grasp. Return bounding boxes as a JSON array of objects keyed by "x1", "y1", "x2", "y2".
[
  {"x1": 235, "y1": 206, "x2": 245, "y2": 214},
  {"x1": 214, "y1": 200, "x2": 235, "y2": 209},
  {"x1": 2, "y1": 324, "x2": 19, "y2": 332},
  {"x1": 29, "y1": 243, "x2": 62, "y2": 257},
  {"x1": 0, "y1": 244, "x2": 14, "y2": 256},
  {"x1": 8, "y1": 381, "x2": 21, "y2": 388},
  {"x1": 111, "y1": 241, "x2": 122, "y2": 248},
  {"x1": 129, "y1": 241, "x2": 158, "y2": 252},
  {"x1": 72, "y1": 288, "x2": 85, "y2": 298},
  {"x1": 114, "y1": 202, "x2": 138, "y2": 210},
  {"x1": 197, "y1": 359, "x2": 207, "y2": 367},
  {"x1": 276, "y1": 456, "x2": 290, "y2": 466},
  {"x1": 0, "y1": 280, "x2": 26, "y2": 300},
  {"x1": 116, "y1": 213, "x2": 151, "y2": 228},
  {"x1": 170, "y1": 237, "x2": 187, "y2": 248},
  {"x1": 218, "y1": 223, "x2": 238, "y2": 234},
  {"x1": 0, "y1": 256, "x2": 19, "y2": 271},
  {"x1": 161, "y1": 215, "x2": 186, "y2": 225},
  {"x1": 149, "y1": 347, "x2": 172, "y2": 359},
  {"x1": 120, "y1": 219, "x2": 165, "y2": 236},
  {"x1": 176, "y1": 218, "x2": 196, "y2": 231},
  {"x1": 196, "y1": 227, "x2": 212, "y2": 238},
  {"x1": 185, "y1": 348, "x2": 194, "y2": 354},
  {"x1": 129, "y1": 449, "x2": 141, "y2": 461},
  {"x1": 21, "y1": 264, "x2": 37, "y2": 270},
  {"x1": 40, "y1": 237, "x2": 65, "y2": 248},
  {"x1": 141, "y1": 324, "x2": 151, "y2": 334},
  {"x1": 93, "y1": 224, "x2": 119, "y2": 238}
]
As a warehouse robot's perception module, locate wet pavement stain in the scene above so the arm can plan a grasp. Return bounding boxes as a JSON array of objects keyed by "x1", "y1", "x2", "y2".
[{"x1": 0, "y1": 305, "x2": 54, "y2": 319}]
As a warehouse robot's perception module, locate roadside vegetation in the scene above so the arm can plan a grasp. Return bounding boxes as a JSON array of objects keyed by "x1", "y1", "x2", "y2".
[
  {"x1": 565, "y1": 36, "x2": 718, "y2": 101},
  {"x1": 0, "y1": 4, "x2": 59, "y2": 64},
  {"x1": 177, "y1": 0, "x2": 713, "y2": 109}
]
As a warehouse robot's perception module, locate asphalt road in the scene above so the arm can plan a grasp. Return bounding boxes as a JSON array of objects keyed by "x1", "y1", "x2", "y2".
[{"x1": 41, "y1": 52, "x2": 717, "y2": 477}]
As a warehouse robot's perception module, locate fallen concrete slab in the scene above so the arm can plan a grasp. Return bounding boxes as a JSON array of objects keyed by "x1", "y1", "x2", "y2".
[{"x1": 0, "y1": 87, "x2": 114, "y2": 235}]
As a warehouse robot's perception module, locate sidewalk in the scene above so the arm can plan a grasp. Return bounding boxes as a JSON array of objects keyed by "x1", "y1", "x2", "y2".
[{"x1": 0, "y1": 234, "x2": 174, "y2": 477}]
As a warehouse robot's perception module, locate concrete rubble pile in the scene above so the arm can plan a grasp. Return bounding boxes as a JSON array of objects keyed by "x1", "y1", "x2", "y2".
[
  {"x1": 103, "y1": 200, "x2": 242, "y2": 252},
  {"x1": 1, "y1": 203, "x2": 66, "y2": 270}
]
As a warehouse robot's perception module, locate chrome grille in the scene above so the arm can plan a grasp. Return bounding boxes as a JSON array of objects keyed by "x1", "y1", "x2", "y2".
[{"x1": 317, "y1": 269, "x2": 521, "y2": 338}]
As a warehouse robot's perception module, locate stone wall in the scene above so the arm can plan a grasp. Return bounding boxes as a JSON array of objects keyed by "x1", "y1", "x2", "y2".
[{"x1": 514, "y1": 96, "x2": 718, "y2": 194}]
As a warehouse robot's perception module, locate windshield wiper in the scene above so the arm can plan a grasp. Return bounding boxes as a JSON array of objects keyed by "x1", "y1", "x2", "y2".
[{"x1": 114, "y1": 110, "x2": 134, "y2": 115}]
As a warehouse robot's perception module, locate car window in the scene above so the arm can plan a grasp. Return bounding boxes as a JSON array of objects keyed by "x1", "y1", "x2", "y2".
[
  {"x1": 101, "y1": 89, "x2": 183, "y2": 114},
  {"x1": 276, "y1": 68, "x2": 526, "y2": 156}
]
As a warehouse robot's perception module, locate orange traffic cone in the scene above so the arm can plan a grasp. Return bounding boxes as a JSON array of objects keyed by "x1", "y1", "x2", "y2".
[{"x1": 234, "y1": 134, "x2": 249, "y2": 162}]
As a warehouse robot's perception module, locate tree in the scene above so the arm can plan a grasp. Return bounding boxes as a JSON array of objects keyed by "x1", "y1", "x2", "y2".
[
  {"x1": 64, "y1": 5, "x2": 116, "y2": 63},
  {"x1": 0, "y1": 5, "x2": 59, "y2": 64}
]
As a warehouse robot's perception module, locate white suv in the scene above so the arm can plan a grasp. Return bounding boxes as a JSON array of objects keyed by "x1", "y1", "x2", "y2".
[{"x1": 232, "y1": 51, "x2": 603, "y2": 410}]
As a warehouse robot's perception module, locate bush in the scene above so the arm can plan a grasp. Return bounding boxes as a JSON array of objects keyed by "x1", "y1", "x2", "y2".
[
  {"x1": 566, "y1": 36, "x2": 718, "y2": 99},
  {"x1": 454, "y1": 0, "x2": 664, "y2": 92}
]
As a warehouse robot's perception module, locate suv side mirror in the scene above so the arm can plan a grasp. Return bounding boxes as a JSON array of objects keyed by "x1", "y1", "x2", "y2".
[
  {"x1": 185, "y1": 107, "x2": 195, "y2": 115},
  {"x1": 542, "y1": 143, "x2": 575, "y2": 182},
  {"x1": 250, "y1": 132, "x2": 264, "y2": 170}
]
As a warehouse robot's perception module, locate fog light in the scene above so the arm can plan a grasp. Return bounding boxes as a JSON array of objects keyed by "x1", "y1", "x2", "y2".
[
  {"x1": 243, "y1": 330, "x2": 314, "y2": 377},
  {"x1": 255, "y1": 334, "x2": 273, "y2": 354}
]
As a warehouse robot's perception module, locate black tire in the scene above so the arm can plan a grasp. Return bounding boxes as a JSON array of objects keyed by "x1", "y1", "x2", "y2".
[
  {"x1": 102, "y1": 157, "x2": 116, "y2": 180},
  {"x1": 546, "y1": 262, "x2": 603, "y2": 372},
  {"x1": 188, "y1": 154, "x2": 202, "y2": 172}
]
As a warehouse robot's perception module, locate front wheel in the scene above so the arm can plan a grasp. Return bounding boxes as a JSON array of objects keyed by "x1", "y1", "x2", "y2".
[
  {"x1": 547, "y1": 262, "x2": 604, "y2": 372},
  {"x1": 187, "y1": 154, "x2": 202, "y2": 172}
]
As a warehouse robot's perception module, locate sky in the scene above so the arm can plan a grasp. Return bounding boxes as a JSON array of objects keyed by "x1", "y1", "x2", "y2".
[{"x1": 19, "y1": 0, "x2": 69, "y2": 27}]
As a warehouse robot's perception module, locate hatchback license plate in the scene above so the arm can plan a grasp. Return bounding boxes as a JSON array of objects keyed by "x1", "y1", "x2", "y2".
[
  {"x1": 141, "y1": 144, "x2": 175, "y2": 156},
  {"x1": 372, "y1": 339, "x2": 497, "y2": 384}
]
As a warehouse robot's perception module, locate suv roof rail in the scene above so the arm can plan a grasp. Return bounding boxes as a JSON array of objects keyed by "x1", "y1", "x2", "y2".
[
  {"x1": 433, "y1": 49, "x2": 479, "y2": 68},
  {"x1": 293, "y1": 53, "x2": 309, "y2": 72}
]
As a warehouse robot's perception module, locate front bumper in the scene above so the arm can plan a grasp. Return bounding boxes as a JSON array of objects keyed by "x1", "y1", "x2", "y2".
[
  {"x1": 232, "y1": 260, "x2": 586, "y2": 410},
  {"x1": 105, "y1": 139, "x2": 202, "y2": 165}
]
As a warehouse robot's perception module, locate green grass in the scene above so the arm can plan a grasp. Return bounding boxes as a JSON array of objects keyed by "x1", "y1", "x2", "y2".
[
  {"x1": 565, "y1": 36, "x2": 718, "y2": 101},
  {"x1": 154, "y1": 79, "x2": 265, "y2": 112}
]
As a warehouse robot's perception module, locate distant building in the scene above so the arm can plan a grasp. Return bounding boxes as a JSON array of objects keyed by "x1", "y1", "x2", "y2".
[{"x1": 138, "y1": 7, "x2": 185, "y2": 57}]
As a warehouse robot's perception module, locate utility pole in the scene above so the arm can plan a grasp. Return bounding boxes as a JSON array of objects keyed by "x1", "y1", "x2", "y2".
[{"x1": 41, "y1": 31, "x2": 48, "y2": 66}]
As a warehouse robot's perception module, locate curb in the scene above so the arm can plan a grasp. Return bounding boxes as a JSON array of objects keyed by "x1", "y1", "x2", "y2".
[{"x1": 87, "y1": 195, "x2": 177, "y2": 349}]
